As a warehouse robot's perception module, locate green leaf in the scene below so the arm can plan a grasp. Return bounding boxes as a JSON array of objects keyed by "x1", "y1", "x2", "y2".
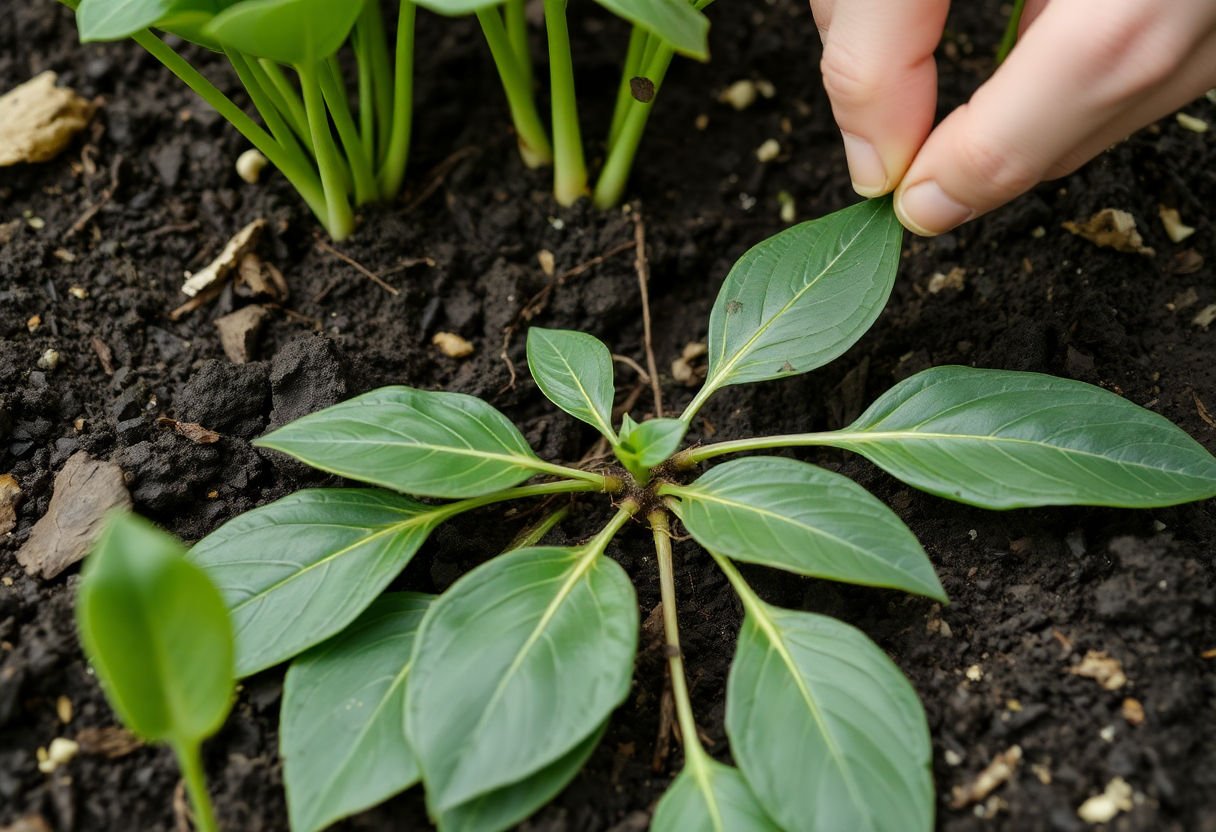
[
  {"x1": 76, "y1": 0, "x2": 216, "y2": 41},
  {"x1": 77, "y1": 513, "x2": 234, "y2": 746},
  {"x1": 438, "y1": 721, "x2": 607, "y2": 832},
  {"x1": 282, "y1": 593, "x2": 432, "y2": 832},
  {"x1": 412, "y1": 0, "x2": 505, "y2": 17},
  {"x1": 691, "y1": 199, "x2": 902, "y2": 414},
  {"x1": 527, "y1": 328, "x2": 617, "y2": 442},
  {"x1": 592, "y1": 0, "x2": 710, "y2": 60},
  {"x1": 616, "y1": 417, "x2": 687, "y2": 479},
  {"x1": 255, "y1": 386, "x2": 548, "y2": 499},
  {"x1": 189, "y1": 489, "x2": 443, "y2": 676},
  {"x1": 204, "y1": 0, "x2": 365, "y2": 64},
  {"x1": 668, "y1": 457, "x2": 944, "y2": 601},
  {"x1": 407, "y1": 546, "x2": 637, "y2": 811},
  {"x1": 826, "y1": 365, "x2": 1216, "y2": 509},
  {"x1": 727, "y1": 604, "x2": 933, "y2": 832},
  {"x1": 652, "y1": 758, "x2": 780, "y2": 832}
]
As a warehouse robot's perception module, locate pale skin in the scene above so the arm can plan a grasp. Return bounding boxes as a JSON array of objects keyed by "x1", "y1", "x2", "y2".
[{"x1": 811, "y1": 0, "x2": 1216, "y2": 235}]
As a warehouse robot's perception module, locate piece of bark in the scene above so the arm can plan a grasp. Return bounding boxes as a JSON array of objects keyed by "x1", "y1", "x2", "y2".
[
  {"x1": 0, "y1": 72, "x2": 95, "y2": 167},
  {"x1": 15, "y1": 452, "x2": 131, "y2": 579},
  {"x1": 216, "y1": 304, "x2": 269, "y2": 363},
  {"x1": 0, "y1": 473, "x2": 20, "y2": 536},
  {"x1": 181, "y1": 219, "x2": 265, "y2": 298}
]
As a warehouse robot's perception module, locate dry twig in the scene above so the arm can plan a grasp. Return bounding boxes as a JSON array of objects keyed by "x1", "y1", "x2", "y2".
[
  {"x1": 315, "y1": 238, "x2": 400, "y2": 296},
  {"x1": 633, "y1": 212, "x2": 663, "y2": 416}
]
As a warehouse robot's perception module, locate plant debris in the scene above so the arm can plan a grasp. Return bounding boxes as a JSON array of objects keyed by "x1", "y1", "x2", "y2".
[
  {"x1": 1158, "y1": 205, "x2": 1196, "y2": 243},
  {"x1": 671, "y1": 341, "x2": 708, "y2": 386},
  {"x1": 215, "y1": 304, "x2": 270, "y2": 364},
  {"x1": 928, "y1": 266, "x2": 966, "y2": 294},
  {"x1": 1068, "y1": 649, "x2": 1127, "y2": 690},
  {"x1": 0, "y1": 473, "x2": 20, "y2": 536},
  {"x1": 1121, "y1": 697, "x2": 1145, "y2": 726},
  {"x1": 1063, "y1": 208, "x2": 1154, "y2": 256},
  {"x1": 235, "y1": 148, "x2": 268, "y2": 183},
  {"x1": 1192, "y1": 304, "x2": 1216, "y2": 330},
  {"x1": 36, "y1": 737, "x2": 79, "y2": 774},
  {"x1": 1076, "y1": 777, "x2": 1133, "y2": 823},
  {"x1": 15, "y1": 451, "x2": 131, "y2": 580},
  {"x1": 181, "y1": 219, "x2": 265, "y2": 298},
  {"x1": 0, "y1": 72, "x2": 95, "y2": 166},
  {"x1": 156, "y1": 417, "x2": 221, "y2": 445},
  {"x1": 432, "y1": 331, "x2": 475, "y2": 358},
  {"x1": 74, "y1": 726, "x2": 142, "y2": 759},
  {"x1": 949, "y1": 745, "x2": 1022, "y2": 808}
]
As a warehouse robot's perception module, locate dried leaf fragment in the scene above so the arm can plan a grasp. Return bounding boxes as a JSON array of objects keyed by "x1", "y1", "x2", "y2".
[
  {"x1": 181, "y1": 219, "x2": 265, "y2": 298},
  {"x1": 0, "y1": 473, "x2": 20, "y2": 536},
  {"x1": 1192, "y1": 304, "x2": 1216, "y2": 330},
  {"x1": 156, "y1": 417, "x2": 221, "y2": 444},
  {"x1": 949, "y1": 745, "x2": 1022, "y2": 808},
  {"x1": 928, "y1": 266, "x2": 966, "y2": 294},
  {"x1": 1063, "y1": 209, "x2": 1154, "y2": 256},
  {"x1": 0, "y1": 72, "x2": 95, "y2": 166},
  {"x1": 433, "y1": 331, "x2": 475, "y2": 358},
  {"x1": 1068, "y1": 649, "x2": 1127, "y2": 690},
  {"x1": 1076, "y1": 777, "x2": 1133, "y2": 823},
  {"x1": 74, "y1": 726, "x2": 142, "y2": 758},
  {"x1": 1158, "y1": 205, "x2": 1196, "y2": 243}
]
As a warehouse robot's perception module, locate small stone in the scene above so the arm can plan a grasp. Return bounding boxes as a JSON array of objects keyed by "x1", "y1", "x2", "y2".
[
  {"x1": 36, "y1": 349, "x2": 60, "y2": 371},
  {"x1": 0, "y1": 72, "x2": 95, "y2": 166},
  {"x1": 694, "y1": 114, "x2": 709, "y2": 130},
  {"x1": 0, "y1": 473, "x2": 20, "y2": 535},
  {"x1": 26, "y1": 315, "x2": 41, "y2": 333},
  {"x1": 777, "y1": 191, "x2": 796, "y2": 223},
  {"x1": 1076, "y1": 777, "x2": 1133, "y2": 823},
  {"x1": 56, "y1": 696, "x2": 72, "y2": 724},
  {"x1": 433, "y1": 331, "x2": 474, "y2": 359},
  {"x1": 235, "y1": 148, "x2": 268, "y2": 184},
  {"x1": 26, "y1": 216, "x2": 44, "y2": 230},
  {"x1": 215, "y1": 304, "x2": 269, "y2": 364},
  {"x1": 965, "y1": 664, "x2": 984, "y2": 682},
  {"x1": 945, "y1": 749, "x2": 964, "y2": 766},
  {"x1": 928, "y1": 266, "x2": 966, "y2": 294},
  {"x1": 950, "y1": 746, "x2": 1021, "y2": 808},
  {"x1": 36, "y1": 737, "x2": 79, "y2": 773},
  {"x1": 1193, "y1": 304, "x2": 1216, "y2": 330},
  {"x1": 1121, "y1": 697, "x2": 1145, "y2": 726},
  {"x1": 68, "y1": 285, "x2": 88, "y2": 300},
  {"x1": 1175, "y1": 112, "x2": 1208, "y2": 133},
  {"x1": 754, "y1": 79, "x2": 776, "y2": 98},
  {"x1": 1068, "y1": 649, "x2": 1127, "y2": 690},
  {"x1": 755, "y1": 139, "x2": 780, "y2": 163},
  {"x1": 1099, "y1": 724, "x2": 1116, "y2": 742},
  {"x1": 537, "y1": 249, "x2": 555, "y2": 277},
  {"x1": 718, "y1": 80, "x2": 758, "y2": 111}
]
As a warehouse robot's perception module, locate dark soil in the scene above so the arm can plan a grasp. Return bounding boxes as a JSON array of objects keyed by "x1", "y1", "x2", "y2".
[{"x1": 3, "y1": 2, "x2": 1215, "y2": 831}]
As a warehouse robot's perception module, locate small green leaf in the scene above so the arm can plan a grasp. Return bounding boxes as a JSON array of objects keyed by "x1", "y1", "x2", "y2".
[
  {"x1": 527, "y1": 328, "x2": 617, "y2": 442},
  {"x1": 691, "y1": 199, "x2": 902, "y2": 415},
  {"x1": 76, "y1": 0, "x2": 216, "y2": 41},
  {"x1": 617, "y1": 417, "x2": 687, "y2": 476},
  {"x1": 437, "y1": 721, "x2": 607, "y2": 832},
  {"x1": 204, "y1": 0, "x2": 365, "y2": 64},
  {"x1": 407, "y1": 546, "x2": 637, "y2": 811},
  {"x1": 826, "y1": 365, "x2": 1216, "y2": 509},
  {"x1": 727, "y1": 603, "x2": 933, "y2": 832},
  {"x1": 77, "y1": 513, "x2": 234, "y2": 746},
  {"x1": 592, "y1": 0, "x2": 710, "y2": 60},
  {"x1": 255, "y1": 386, "x2": 547, "y2": 499},
  {"x1": 652, "y1": 758, "x2": 780, "y2": 832},
  {"x1": 189, "y1": 489, "x2": 443, "y2": 676},
  {"x1": 282, "y1": 593, "x2": 431, "y2": 832},
  {"x1": 668, "y1": 457, "x2": 944, "y2": 600}
]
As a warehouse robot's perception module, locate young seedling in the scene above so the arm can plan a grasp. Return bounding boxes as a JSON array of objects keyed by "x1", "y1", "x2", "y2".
[
  {"x1": 77, "y1": 512, "x2": 235, "y2": 832},
  {"x1": 419, "y1": 0, "x2": 711, "y2": 207},
  {"x1": 62, "y1": 0, "x2": 418, "y2": 240},
  {"x1": 183, "y1": 197, "x2": 1216, "y2": 831}
]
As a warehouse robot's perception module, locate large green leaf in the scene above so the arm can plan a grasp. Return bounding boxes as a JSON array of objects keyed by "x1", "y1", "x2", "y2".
[
  {"x1": 592, "y1": 0, "x2": 710, "y2": 60},
  {"x1": 282, "y1": 593, "x2": 432, "y2": 832},
  {"x1": 76, "y1": 0, "x2": 216, "y2": 40},
  {"x1": 189, "y1": 489, "x2": 443, "y2": 676},
  {"x1": 255, "y1": 386, "x2": 548, "y2": 499},
  {"x1": 652, "y1": 758, "x2": 780, "y2": 832},
  {"x1": 406, "y1": 546, "x2": 637, "y2": 811},
  {"x1": 727, "y1": 604, "x2": 933, "y2": 832},
  {"x1": 204, "y1": 0, "x2": 365, "y2": 64},
  {"x1": 77, "y1": 513, "x2": 234, "y2": 746},
  {"x1": 527, "y1": 328, "x2": 617, "y2": 442},
  {"x1": 412, "y1": 0, "x2": 504, "y2": 16},
  {"x1": 689, "y1": 199, "x2": 902, "y2": 416},
  {"x1": 823, "y1": 365, "x2": 1216, "y2": 509},
  {"x1": 667, "y1": 457, "x2": 944, "y2": 600},
  {"x1": 438, "y1": 721, "x2": 607, "y2": 832}
]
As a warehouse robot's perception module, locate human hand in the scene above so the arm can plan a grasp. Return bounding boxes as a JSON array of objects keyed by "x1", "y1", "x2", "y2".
[{"x1": 811, "y1": 0, "x2": 1216, "y2": 235}]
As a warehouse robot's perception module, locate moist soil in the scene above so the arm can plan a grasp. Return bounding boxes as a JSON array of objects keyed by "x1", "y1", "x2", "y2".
[{"x1": 2, "y1": 2, "x2": 1215, "y2": 831}]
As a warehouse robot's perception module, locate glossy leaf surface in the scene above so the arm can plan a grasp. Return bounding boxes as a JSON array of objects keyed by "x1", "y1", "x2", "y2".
[
  {"x1": 827, "y1": 366, "x2": 1216, "y2": 508},
  {"x1": 407, "y1": 546, "x2": 637, "y2": 811},
  {"x1": 205, "y1": 0, "x2": 365, "y2": 63},
  {"x1": 412, "y1": 0, "x2": 505, "y2": 16},
  {"x1": 697, "y1": 199, "x2": 901, "y2": 406},
  {"x1": 592, "y1": 0, "x2": 710, "y2": 60},
  {"x1": 670, "y1": 457, "x2": 944, "y2": 600},
  {"x1": 616, "y1": 417, "x2": 687, "y2": 478},
  {"x1": 727, "y1": 604, "x2": 933, "y2": 832},
  {"x1": 189, "y1": 489, "x2": 442, "y2": 676},
  {"x1": 527, "y1": 327, "x2": 617, "y2": 441},
  {"x1": 255, "y1": 386, "x2": 545, "y2": 499},
  {"x1": 76, "y1": 0, "x2": 215, "y2": 40},
  {"x1": 652, "y1": 758, "x2": 779, "y2": 832},
  {"x1": 282, "y1": 593, "x2": 431, "y2": 832},
  {"x1": 77, "y1": 513, "x2": 234, "y2": 745}
]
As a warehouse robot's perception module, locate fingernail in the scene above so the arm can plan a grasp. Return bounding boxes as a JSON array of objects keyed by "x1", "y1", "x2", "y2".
[
  {"x1": 896, "y1": 180, "x2": 975, "y2": 236},
  {"x1": 841, "y1": 132, "x2": 887, "y2": 197}
]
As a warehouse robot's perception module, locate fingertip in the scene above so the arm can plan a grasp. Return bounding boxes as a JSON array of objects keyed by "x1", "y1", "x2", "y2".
[
  {"x1": 841, "y1": 131, "x2": 891, "y2": 197},
  {"x1": 894, "y1": 179, "x2": 976, "y2": 236}
]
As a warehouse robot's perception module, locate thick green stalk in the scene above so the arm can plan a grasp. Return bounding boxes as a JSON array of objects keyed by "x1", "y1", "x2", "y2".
[
  {"x1": 226, "y1": 49, "x2": 312, "y2": 168},
  {"x1": 504, "y1": 0, "x2": 533, "y2": 91},
  {"x1": 259, "y1": 61, "x2": 313, "y2": 146},
  {"x1": 504, "y1": 505, "x2": 571, "y2": 552},
  {"x1": 673, "y1": 430, "x2": 848, "y2": 467},
  {"x1": 607, "y1": 26, "x2": 648, "y2": 150},
  {"x1": 173, "y1": 741, "x2": 218, "y2": 832},
  {"x1": 477, "y1": 7, "x2": 553, "y2": 168},
  {"x1": 244, "y1": 57, "x2": 315, "y2": 158},
  {"x1": 542, "y1": 0, "x2": 587, "y2": 204},
  {"x1": 430, "y1": 478, "x2": 610, "y2": 524},
  {"x1": 129, "y1": 31, "x2": 328, "y2": 226},
  {"x1": 354, "y1": 28, "x2": 377, "y2": 161},
  {"x1": 378, "y1": 0, "x2": 416, "y2": 198},
  {"x1": 296, "y1": 61, "x2": 355, "y2": 240},
  {"x1": 592, "y1": 41, "x2": 674, "y2": 209},
  {"x1": 321, "y1": 58, "x2": 378, "y2": 205},
  {"x1": 357, "y1": 0, "x2": 396, "y2": 165}
]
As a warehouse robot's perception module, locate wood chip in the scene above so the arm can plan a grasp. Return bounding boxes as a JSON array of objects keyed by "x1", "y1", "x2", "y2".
[
  {"x1": 1158, "y1": 205, "x2": 1196, "y2": 243},
  {"x1": 949, "y1": 745, "x2": 1022, "y2": 808},
  {"x1": 1077, "y1": 777, "x2": 1133, "y2": 823},
  {"x1": 215, "y1": 304, "x2": 269, "y2": 364},
  {"x1": 1063, "y1": 208, "x2": 1154, "y2": 256},
  {"x1": 433, "y1": 331, "x2": 474, "y2": 358},
  {"x1": 90, "y1": 336, "x2": 114, "y2": 375},
  {"x1": 15, "y1": 452, "x2": 131, "y2": 580},
  {"x1": 0, "y1": 473, "x2": 20, "y2": 536},
  {"x1": 235, "y1": 252, "x2": 288, "y2": 302},
  {"x1": 181, "y1": 219, "x2": 265, "y2": 298},
  {"x1": 1068, "y1": 649, "x2": 1127, "y2": 690},
  {"x1": 0, "y1": 72, "x2": 95, "y2": 166},
  {"x1": 156, "y1": 417, "x2": 221, "y2": 444}
]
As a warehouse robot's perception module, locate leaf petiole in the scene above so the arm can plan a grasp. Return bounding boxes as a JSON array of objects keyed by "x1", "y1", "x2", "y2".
[
  {"x1": 173, "y1": 740, "x2": 219, "y2": 832},
  {"x1": 477, "y1": 7, "x2": 554, "y2": 168},
  {"x1": 542, "y1": 0, "x2": 587, "y2": 204}
]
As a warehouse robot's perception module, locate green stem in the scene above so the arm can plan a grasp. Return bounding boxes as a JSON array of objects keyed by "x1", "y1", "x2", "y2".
[
  {"x1": 607, "y1": 26, "x2": 648, "y2": 150},
  {"x1": 321, "y1": 58, "x2": 378, "y2": 205},
  {"x1": 477, "y1": 7, "x2": 553, "y2": 168},
  {"x1": 355, "y1": 29, "x2": 377, "y2": 161},
  {"x1": 359, "y1": 0, "x2": 395, "y2": 166},
  {"x1": 592, "y1": 41, "x2": 674, "y2": 209},
  {"x1": 584, "y1": 501, "x2": 640, "y2": 556},
  {"x1": 707, "y1": 548, "x2": 765, "y2": 619},
  {"x1": 996, "y1": 0, "x2": 1026, "y2": 64},
  {"x1": 650, "y1": 511, "x2": 710, "y2": 763},
  {"x1": 504, "y1": 0, "x2": 533, "y2": 91},
  {"x1": 503, "y1": 505, "x2": 571, "y2": 552},
  {"x1": 129, "y1": 31, "x2": 328, "y2": 226},
  {"x1": 244, "y1": 57, "x2": 315, "y2": 158},
  {"x1": 173, "y1": 741, "x2": 219, "y2": 832},
  {"x1": 259, "y1": 61, "x2": 313, "y2": 146},
  {"x1": 542, "y1": 0, "x2": 587, "y2": 205},
  {"x1": 226, "y1": 50, "x2": 313, "y2": 169},
  {"x1": 673, "y1": 430, "x2": 849, "y2": 468},
  {"x1": 296, "y1": 60, "x2": 355, "y2": 240},
  {"x1": 432, "y1": 478, "x2": 607, "y2": 524},
  {"x1": 378, "y1": 0, "x2": 416, "y2": 198}
]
